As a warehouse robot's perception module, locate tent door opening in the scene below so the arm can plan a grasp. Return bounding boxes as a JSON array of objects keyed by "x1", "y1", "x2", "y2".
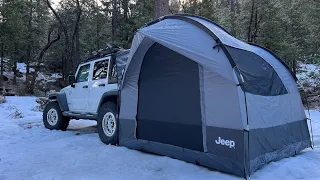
[{"x1": 137, "y1": 43, "x2": 204, "y2": 151}]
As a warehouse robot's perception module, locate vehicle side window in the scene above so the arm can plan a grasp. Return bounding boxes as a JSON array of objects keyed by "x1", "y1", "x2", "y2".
[
  {"x1": 108, "y1": 59, "x2": 117, "y2": 84},
  {"x1": 93, "y1": 60, "x2": 109, "y2": 80},
  {"x1": 76, "y1": 64, "x2": 90, "y2": 83}
]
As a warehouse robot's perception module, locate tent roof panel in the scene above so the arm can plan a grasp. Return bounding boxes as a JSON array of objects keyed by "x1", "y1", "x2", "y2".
[
  {"x1": 139, "y1": 18, "x2": 236, "y2": 82},
  {"x1": 150, "y1": 14, "x2": 297, "y2": 81}
]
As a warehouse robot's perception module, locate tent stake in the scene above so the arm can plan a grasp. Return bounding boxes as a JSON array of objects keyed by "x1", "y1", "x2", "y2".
[{"x1": 303, "y1": 87, "x2": 315, "y2": 149}]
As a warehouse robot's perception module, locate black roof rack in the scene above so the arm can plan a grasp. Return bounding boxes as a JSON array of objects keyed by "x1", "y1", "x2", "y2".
[{"x1": 83, "y1": 44, "x2": 122, "y2": 63}]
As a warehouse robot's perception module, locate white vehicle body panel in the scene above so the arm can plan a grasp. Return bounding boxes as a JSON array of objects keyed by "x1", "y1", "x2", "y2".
[
  {"x1": 61, "y1": 56, "x2": 118, "y2": 114},
  {"x1": 88, "y1": 57, "x2": 111, "y2": 113},
  {"x1": 67, "y1": 62, "x2": 91, "y2": 112}
]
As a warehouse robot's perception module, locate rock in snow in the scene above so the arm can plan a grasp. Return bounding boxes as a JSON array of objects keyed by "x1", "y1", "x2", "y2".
[{"x1": 0, "y1": 97, "x2": 319, "y2": 180}]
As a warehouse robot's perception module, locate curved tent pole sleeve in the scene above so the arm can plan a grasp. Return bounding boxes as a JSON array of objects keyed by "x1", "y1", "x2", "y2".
[
  {"x1": 145, "y1": 18, "x2": 161, "y2": 27},
  {"x1": 235, "y1": 67, "x2": 251, "y2": 177},
  {"x1": 146, "y1": 13, "x2": 233, "y2": 36},
  {"x1": 244, "y1": 90, "x2": 250, "y2": 178},
  {"x1": 215, "y1": 40, "x2": 237, "y2": 68},
  {"x1": 173, "y1": 13, "x2": 233, "y2": 36},
  {"x1": 238, "y1": 68, "x2": 251, "y2": 178}
]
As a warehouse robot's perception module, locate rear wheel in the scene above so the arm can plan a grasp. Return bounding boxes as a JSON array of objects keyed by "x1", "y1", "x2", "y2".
[
  {"x1": 43, "y1": 101, "x2": 70, "y2": 131},
  {"x1": 97, "y1": 101, "x2": 118, "y2": 145}
]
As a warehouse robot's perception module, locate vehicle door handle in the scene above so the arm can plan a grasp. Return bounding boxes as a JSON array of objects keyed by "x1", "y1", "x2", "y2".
[
  {"x1": 83, "y1": 85, "x2": 88, "y2": 88},
  {"x1": 98, "y1": 83, "x2": 105, "y2": 87}
]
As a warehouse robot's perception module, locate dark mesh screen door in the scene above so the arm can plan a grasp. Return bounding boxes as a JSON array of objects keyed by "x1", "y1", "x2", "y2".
[{"x1": 137, "y1": 43, "x2": 203, "y2": 152}]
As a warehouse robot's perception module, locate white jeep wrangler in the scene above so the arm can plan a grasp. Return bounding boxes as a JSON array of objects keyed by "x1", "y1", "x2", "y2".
[{"x1": 42, "y1": 47, "x2": 129, "y2": 145}]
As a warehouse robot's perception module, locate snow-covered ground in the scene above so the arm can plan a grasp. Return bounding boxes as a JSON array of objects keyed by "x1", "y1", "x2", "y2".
[
  {"x1": 16, "y1": 63, "x2": 35, "y2": 73},
  {"x1": 0, "y1": 97, "x2": 319, "y2": 180},
  {"x1": 3, "y1": 62, "x2": 62, "y2": 83},
  {"x1": 36, "y1": 72, "x2": 63, "y2": 83},
  {"x1": 297, "y1": 62, "x2": 320, "y2": 87}
]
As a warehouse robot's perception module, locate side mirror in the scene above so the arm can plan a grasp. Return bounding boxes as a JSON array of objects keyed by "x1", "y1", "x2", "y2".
[{"x1": 68, "y1": 75, "x2": 75, "y2": 87}]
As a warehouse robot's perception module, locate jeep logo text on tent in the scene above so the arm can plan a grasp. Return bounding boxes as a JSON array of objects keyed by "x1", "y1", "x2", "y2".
[{"x1": 215, "y1": 137, "x2": 235, "y2": 149}]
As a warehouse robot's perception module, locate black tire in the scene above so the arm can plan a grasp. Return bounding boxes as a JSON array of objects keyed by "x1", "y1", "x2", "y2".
[
  {"x1": 43, "y1": 101, "x2": 70, "y2": 131},
  {"x1": 97, "y1": 101, "x2": 118, "y2": 145}
]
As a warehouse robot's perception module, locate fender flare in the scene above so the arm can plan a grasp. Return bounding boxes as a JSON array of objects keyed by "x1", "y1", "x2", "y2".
[
  {"x1": 48, "y1": 92, "x2": 69, "y2": 111},
  {"x1": 97, "y1": 90, "x2": 119, "y2": 113}
]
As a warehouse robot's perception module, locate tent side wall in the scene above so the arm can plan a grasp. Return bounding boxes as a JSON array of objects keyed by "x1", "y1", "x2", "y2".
[
  {"x1": 223, "y1": 43, "x2": 311, "y2": 173},
  {"x1": 189, "y1": 15, "x2": 311, "y2": 174},
  {"x1": 249, "y1": 119, "x2": 311, "y2": 173}
]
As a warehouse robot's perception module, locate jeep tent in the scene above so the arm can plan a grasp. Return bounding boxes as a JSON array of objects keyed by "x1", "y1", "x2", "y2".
[{"x1": 117, "y1": 14, "x2": 312, "y2": 178}]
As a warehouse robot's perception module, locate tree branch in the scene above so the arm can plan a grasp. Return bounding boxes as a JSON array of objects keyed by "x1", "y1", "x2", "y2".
[
  {"x1": 71, "y1": 0, "x2": 82, "y2": 43},
  {"x1": 37, "y1": 27, "x2": 61, "y2": 63},
  {"x1": 247, "y1": 0, "x2": 255, "y2": 42},
  {"x1": 44, "y1": 0, "x2": 69, "y2": 42}
]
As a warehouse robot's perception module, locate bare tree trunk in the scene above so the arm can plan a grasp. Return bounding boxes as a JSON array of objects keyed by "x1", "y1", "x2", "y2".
[
  {"x1": 44, "y1": 0, "x2": 82, "y2": 80},
  {"x1": 252, "y1": 8, "x2": 258, "y2": 43},
  {"x1": 30, "y1": 0, "x2": 41, "y2": 91},
  {"x1": 247, "y1": 0, "x2": 255, "y2": 42},
  {"x1": 95, "y1": 1, "x2": 100, "y2": 50},
  {"x1": 291, "y1": 21, "x2": 297, "y2": 75},
  {"x1": 221, "y1": 0, "x2": 229, "y2": 7},
  {"x1": 13, "y1": 61, "x2": 17, "y2": 84},
  {"x1": 122, "y1": 0, "x2": 129, "y2": 42},
  {"x1": 45, "y1": 0, "x2": 70, "y2": 80},
  {"x1": 31, "y1": 27, "x2": 61, "y2": 88},
  {"x1": 96, "y1": 20, "x2": 100, "y2": 50},
  {"x1": 0, "y1": 2, "x2": 3, "y2": 84},
  {"x1": 25, "y1": 0, "x2": 33, "y2": 94},
  {"x1": 154, "y1": 0, "x2": 169, "y2": 18},
  {"x1": 292, "y1": 59, "x2": 297, "y2": 76},
  {"x1": 236, "y1": 0, "x2": 241, "y2": 14},
  {"x1": 111, "y1": 0, "x2": 118, "y2": 43},
  {"x1": 61, "y1": 54, "x2": 65, "y2": 80},
  {"x1": 123, "y1": 0, "x2": 128, "y2": 25},
  {"x1": 0, "y1": 42, "x2": 4, "y2": 86},
  {"x1": 74, "y1": 26, "x2": 80, "y2": 71},
  {"x1": 70, "y1": 0, "x2": 82, "y2": 72},
  {"x1": 230, "y1": 0, "x2": 236, "y2": 36}
]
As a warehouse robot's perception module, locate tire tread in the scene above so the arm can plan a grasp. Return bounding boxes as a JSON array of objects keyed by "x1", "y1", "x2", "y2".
[
  {"x1": 43, "y1": 101, "x2": 70, "y2": 131},
  {"x1": 97, "y1": 101, "x2": 118, "y2": 145}
]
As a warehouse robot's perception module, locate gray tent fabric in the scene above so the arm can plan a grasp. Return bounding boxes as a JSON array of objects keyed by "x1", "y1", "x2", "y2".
[
  {"x1": 115, "y1": 49, "x2": 130, "y2": 84},
  {"x1": 117, "y1": 14, "x2": 311, "y2": 178}
]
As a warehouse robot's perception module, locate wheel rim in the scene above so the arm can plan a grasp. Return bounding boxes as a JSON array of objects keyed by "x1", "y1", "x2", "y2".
[
  {"x1": 102, "y1": 112, "x2": 116, "y2": 137},
  {"x1": 47, "y1": 108, "x2": 58, "y2": 126}
]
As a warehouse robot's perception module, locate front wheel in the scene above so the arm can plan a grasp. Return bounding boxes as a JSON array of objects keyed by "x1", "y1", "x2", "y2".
[
  {"x1": 97, "y1": 101, "x2": 118, "y2": 145},
  {"x1": 43, "y1": 101, "x2": 70, "y2": 131}
]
